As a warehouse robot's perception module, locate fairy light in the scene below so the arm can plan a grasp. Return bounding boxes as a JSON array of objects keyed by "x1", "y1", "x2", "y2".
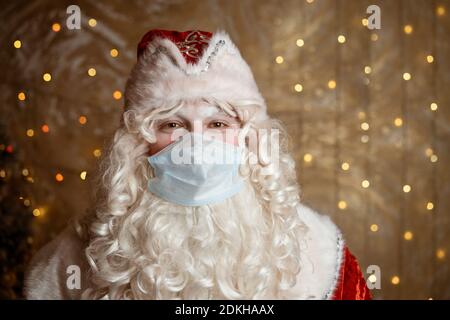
[
  {"x1": 436, "y1": 6, "x2": 446, "y2": 16},
  {"x1": 303, "y1": 153, "x2": 313, "y2": 163},
  {"x1": 32, "y1": 208, "x2": 41, "y2": 217},
  {"x1": 426, "y1": 202, "x2": 434, "y2": 211},
  {"x1": 294, "y1": 83, "x2": 303, "y2": 92},
  {"x1": 370, "y1": 33, "x2": 378, "y2": 41},
  {"x1": 275, "y1": 56, "x2": 284, "y2": 64},
  {"x1": 88, "y1": 68, "x2": 96, "y2": 77},
  {"x1": 370, "y1": 224, "x2": 379, "y2": 232},
  {"x1": 403, "y1": 184, "x2": 411, "y2": 193},
  {"x1": 18, "y1": 92, "x2": 26, "y2": 101},
  {"x1": 426, "y1": 55, "x2": 434, "y2": 63},
  {"x1": 79, "y1": 115, "x2": 87, "y2": 125},
  {"x1": 361, "y1": 135, "x2": 369, "y2": 143},
  {"x1": 430, "y1": 154, "x2": 438, "y2": 163},
  {"x1": 55, "y1": 173, "x2": 64, "y2": 182},
  {"x1": 430, "y1": 102, "x2": 438, "y2": 111},
  {"x1": 337, "y1": 35, "x2": 346, "y2": 44},
  {"x1": 364, "y1": 66, "x2": 372, "y2": 74},
  {"x1": 403, "y1": 72, "x2": 411, "y2": 81},
  {"x1": 403, "y1": 231, "x2": 413, "y2": 241},
  {"x1": 436, "y1": 249, "x2": 446, "y2": 260},
  {"x1": 394, "y1": 117, "x2": 403, "y2": 127},
  {"x1": 21, "y1": 169, "x2": 29, "y2": 176},
  {"x1": 362, "y1": 180, "x2": 370, "y2": 188},
  {"x1": 113, "y1": 90, "x2": 122, "y2": 100},
  {"x1": 338, "y1": 200, "x2": 347, "y2": 210},
  {"x1": 404, "y1": 25, "x2": 413, "y2": 34},
  {"x1": 93, "y1": 149, "x2": 102, "y2": 158},
  {"x1": 361, "y1": 122, "x2": 369, "y2": 131},
  {"x1": 328, "y1": 80, "x2": 336, "y2": 89},
  {"x1": 52, "y1": 23, "x2": 61, "y2": 32},
  {"x1": 88, "y1": 18, "x2": 97, "y2": 27},
  {"x1": 26, "y1": 129, "x2": 34, "y2": 137},
  {"x1": 341, "y1": 162, "x2": 350, "y2": 171},
  {"x1": 296, "y1": 39, "x2": 304, "y2": 47},
  {"x1": 80, "y1": 171, "x2": 87, "y2": 180},
  {"x1": 41, "y1": 124, "x2": 49, "y2": 133},
  {"x1": 391, "y1": 276, "x2": 400, "y2": 285},
  {"x1": 110, "y1": 48, "x2": 119, "y2": 57},
  {"x1": 362, "y1": 18, "x2": 368, "y2": 27},
  {"x1": 43, "y1": 73, "x2": 52, "y2": 82},
  {"x1": 13, "y1": 40, "x2": 21, "y2": 49}
]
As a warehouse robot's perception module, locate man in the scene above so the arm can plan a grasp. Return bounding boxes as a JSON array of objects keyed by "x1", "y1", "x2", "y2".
[{"x1": 25, "y1": 29, "x2": 371, "y2": 300}]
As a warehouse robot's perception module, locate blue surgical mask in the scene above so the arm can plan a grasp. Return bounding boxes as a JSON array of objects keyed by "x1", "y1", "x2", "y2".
[{"x1": 147, "y1": 132, "x2": 244, "y2": 206}]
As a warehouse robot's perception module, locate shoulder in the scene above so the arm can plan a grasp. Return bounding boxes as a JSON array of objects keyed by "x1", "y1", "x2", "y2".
[
  {"x1": 284, "y1": 203, "x2": 345, "y2": 299},
  {"x1": 24, "y1": 225, "x2": 88, "y2": 299}
]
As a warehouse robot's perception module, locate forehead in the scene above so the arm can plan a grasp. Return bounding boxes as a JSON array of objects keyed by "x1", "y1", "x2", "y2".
[{"x1": 176, "y1": 101, "x2": 228, "y2": 118}]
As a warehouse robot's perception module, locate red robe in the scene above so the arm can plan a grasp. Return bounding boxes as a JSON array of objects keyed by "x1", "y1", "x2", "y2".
[{"x1": 332, "y1": 246, "x2": 372, "y2": 300}]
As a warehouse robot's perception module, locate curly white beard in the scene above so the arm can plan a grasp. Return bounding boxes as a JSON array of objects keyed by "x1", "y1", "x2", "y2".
[{"x1": 82, "y1": 179, "x2": 304, "y2": 300}]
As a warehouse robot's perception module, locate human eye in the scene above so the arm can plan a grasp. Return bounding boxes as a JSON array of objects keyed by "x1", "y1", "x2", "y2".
[
  {"x1": 208, "y1": 120, "x2": 229, "y2": 129},
  {"x1": 158, "y1": 120, "x2": 185, "y2": 132}
]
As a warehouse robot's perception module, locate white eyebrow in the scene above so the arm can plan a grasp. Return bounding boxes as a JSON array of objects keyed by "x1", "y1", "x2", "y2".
[{"x1": 176, "y1": 105, "x2": 225, "y2": 118}]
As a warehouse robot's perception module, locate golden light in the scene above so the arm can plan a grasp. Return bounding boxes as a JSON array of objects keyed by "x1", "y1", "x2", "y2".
[
  {"x1": 337, "y1": 35, "x2": 346, "y2": 44},
  {"x1": 294, "y1": 84, "x2": 303, "y2": 92},
  {"x1": 79, "y1": 115, "x2": 87, "y2": 125},
  {"x1": 88, "y1": 18, "x2": 97, "y2": 27},
  {"x1": 80, "y1": 171, "x2": 87, "y2": 180},
  {"x1": 362, "y1": 18, "x2": 368, "y2": 27},
  {"x1": 436, "y1": 6, "x2": 446, "y2": 16},
  {"x1": 303, "y1": 153, "x2": 313, "y2": 163},
  {"x1": 430, "y1": 102, "x2": 438, "y2": 111},
  {"x1": 426, "y1": 202, "x2": 434, "y2": 211},
  {"x1": 403, "y1": 184, "x2": 412, "y2": 193},
  {"x1": 275, "y1": 56, "x2": 284, "y2": 64},
  {"x1": 43, "y1": 73, "x2": 52, "y2": 82},
  {"x1": 55, "y1": 173, "x2": 64, "y2": 182},
  {"x1": 13, "y1": 40, "x2": 22, "y2": 49},
  {"x1": 404, "y1": 25, "x2": 413, "y2": 34},
  {"x1": 361, "y1": 135, "x2": 369, "y2": 143},
  {"x1": 110, "y1": 48, "x2": 119, "y2": 57},
  {"x1": 52, "y1": 23, "x2": 61, "y2": 32},
  {"x1": 364, "y1": 66, "x2": 372, "y2": 74},
  {"x1": 296, "y1": 39, "x2": 304, "y2": 47},
  {"x1": 306, "y1": 0, "x2": 314, "y2": 4},
  {"x1": 391, "y1": 276, "x2": 400, "y2": 285},
  {"x1": 370, "y1": 33, "x2": 378, "y2": 41},
  {"x1": 394, "y1": 117, "x2": 403, "y2": 127},
  {"x1": 41, "y1": 124, "x2": 50, "y2": 133},
  {"x1": 361, "y1": 122, "x2": 369, "y2": 131},
  {"x1": 426, "y1": 55, "x2": 434, "y2": 63},
  {"x1": 338, "y1": 200, "x2": 347, "y2": 210},
  {"x1": 32, "y1": 208, "x2": 41, "y2": 217},
  {"x1": 0, "y1": 169, "x2": 6, "y2": 178},
  {"x1": 18, "y1": 92, "x2": 26, "y2": 101},
  {"x1": 436, "y1": 249, "x2": 446, "y2": 260},
  {"x1": 328, "y1": 80, "x2": 336, "y2": 89},
  {"x1": 113, "y1": 90, "x2": 122, "y2": 100},
  {"x1": 362, "y1": 180, "x2": 370, "y2": 188},
  {"x1": 368, "y1": 274, "x2": 377, "y2": 283},
  {"x1": 425, "y1": 148, "x2": 434, "y2": 157},
  {"x1": 93, "y1": 149, "x2": 102, "y2": 158},
  {"x1": 430, "y1": 154, "x2": 438, "y2": 163},
  {"x1": 370, "y1": 224, "x2": 379, "y2": 232},
  {"x1": 88, "y1": 68, "x2": 96, "y2": 77},
  {"x1": 403, "y1": 72, "x2": 411, "y2": 81},
  {"x1": 21, "y1": 169, "x2": 29, "y2": 176},
  {"x1": 403, "y1": 231, "x2": 413, "y2": 241},
  {"x1": 26, "y1": 129, "x2": 34, "y2": 137},
  {"x1": 341, "y1": 162, "x2": 350, "y2": 171},
  {"x1": 358, "y1": 111, "x2": 366, "y2": 120},
  {"x1": 23, "y1": 199, "x2": 31, "y2": 207}
]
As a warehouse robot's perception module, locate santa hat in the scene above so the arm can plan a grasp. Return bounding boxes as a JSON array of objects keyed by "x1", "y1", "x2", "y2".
[{"x1": 125, "y1": 29, "x2": 268, "y2": 121}]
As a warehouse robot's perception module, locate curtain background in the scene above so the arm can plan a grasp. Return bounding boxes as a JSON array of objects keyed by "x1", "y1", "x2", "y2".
[{"x1": 0, "y1": 0, "x2": 449, "y2": 299}]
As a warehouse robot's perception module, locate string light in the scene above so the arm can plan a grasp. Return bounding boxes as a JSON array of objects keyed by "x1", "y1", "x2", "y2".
[
  {"x1": 303, "y1": 153, "x2": 313, "y2": 163},
  {"x1": 93, "y1": 149, "x2": 102, "y2": 158},
  {"x1": 364, "y1": 66, "x2": 372, "y2": 74},
  {"x1": 88, "y1": 18, "x2": 97, "y2": 27},
  {"x1": 110, "y1": 48, "x2": 119, "y2": 57},
  {"x1": 426, "y1": 55, "x2": 434, "y2": 63},
  {"x1": 42, "y1": 73, "x2": 52, "y2": 82},
  {"x1": 32, "y1": 208, "x2": 41, "y2": 217},
  {"x1": 79, "y1": 115, "x2": 87, "y2": 125},
  {"x1": 361, "y1": 135, "x2": 369, "y2": 143},
  {"x1": 403, "y1": 184, "x2": 411, "y2": 193},
  {"x1": 430, "y1": 154, "x2": 438, "y2": 163},
  {"x1": 294, "y1": 83, "x2": 303, "y2": 92},
  {"x1": 113, "y1": 90, "x2": 122, "y2": 100},
  {"x1": 88, "y1": 68, "x2": 96, "y2": 77},
  {"x1": 362, "y1": 18, "x2": 368, "y2": 27},
  {"x1": 394, "y1": 117, "x2": 403, "y2": 127},
  {"x1": 80, "y1": 171, "x2": 87, "y2": 180},
  {"x1": 52, "y1": 23, "x2": 61, "y2": 32},
  {"x1": 23, "y1": 199, "x2": 31, "y2": 207},
  {"x1": 17, "y1": 92, "x2": 26, "y2": 101},
  {"x1": 403, "y1": 72, "x2": 411, "y2": 81},
  {"x1": 403, "y1": 231, "x2": 413, "y2": 241},
  {"x1": 436, "y1": 249, "x2": 446, "y2": 260},
  {"x1": 13, "y1": 40, "x2": 21, "y2": 49},
  {"x1": 362, "y1": 180, "x2": 370, "y2": 188},
  {"x1": 341, "y1": 162, "x2": 350, "y2": 171},
  {"x1": 337, "y1": 35, "x2": 346, "y2": 44},
  {"x1": 21, "y1": 169, "x2": 29, "y2": 176},
  {"x1": 370, "y1": 33, "x2": 378, "y2": 41},
  {"x1": 275, "y1": 56, "x2": 284, "y2": 64},
  {"x1": 436, "y1": 6, "x2": 446, "y2": 16},
  {"x1": 338, "y1": 200, "x2": 347, "y2": 210},
  {"x1": 403, "y1": 25, "x2": 413, "y2": 34},
  {"x1": 26, "y1": 129, "x2": 34, "y2": 137},
  {"x1": 430, "y1": 102, "x2": 438, "y2": 111},
  {"x1": 328, "y1": 80, "x2": 336, "y2": 89},
  {"x1": 361, "y1": 122, "x2": 369, "y2": 131},
  {"x1": 426, "y1": 202, "x2": 434, "y2": 211},
  {"x1": 370, "y1": 224, "x2": 379, "y2": 232},
  {"x1": 55, "y1": 173, "x2": 64, "y2": 182},
  {"x1": 391, "y1": 276, "x2": 400, "y2": 285},
  {"x1": 0, "y1": 169, "x2": 6, "y2": 178}
]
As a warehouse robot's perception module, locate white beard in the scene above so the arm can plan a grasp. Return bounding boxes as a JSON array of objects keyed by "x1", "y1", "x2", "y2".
[{"x1": 84, "y1": 180, "x2": 304, "y2": 300}]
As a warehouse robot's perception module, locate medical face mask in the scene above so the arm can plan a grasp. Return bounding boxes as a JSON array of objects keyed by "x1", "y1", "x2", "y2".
[{"x1": 147, "y1": 132, "x2": 244, "y2": 206}]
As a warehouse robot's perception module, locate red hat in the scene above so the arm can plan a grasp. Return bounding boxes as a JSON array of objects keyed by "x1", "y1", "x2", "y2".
[{"x1": 125, "y1": 29, "x2": 268, "y2": 120}]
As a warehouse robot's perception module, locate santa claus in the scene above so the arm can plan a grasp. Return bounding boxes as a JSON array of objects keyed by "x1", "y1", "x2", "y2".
[{"x1": 25, "y1": 30, "x2": 371, "y2": 300}]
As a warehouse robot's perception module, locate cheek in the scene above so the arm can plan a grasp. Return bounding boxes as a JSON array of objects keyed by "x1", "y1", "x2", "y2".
[
  {"x1": 147, "y1": 134, "x2": 176, "y2": 156},
  {"x1": 206, "y1": 127, "x2": 241, "y2": 146}
]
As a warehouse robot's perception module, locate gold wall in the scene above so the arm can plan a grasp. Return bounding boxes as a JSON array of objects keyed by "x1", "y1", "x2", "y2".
[{"x1": 0, "y1": 0, "x2": 449, "y2": 299}]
